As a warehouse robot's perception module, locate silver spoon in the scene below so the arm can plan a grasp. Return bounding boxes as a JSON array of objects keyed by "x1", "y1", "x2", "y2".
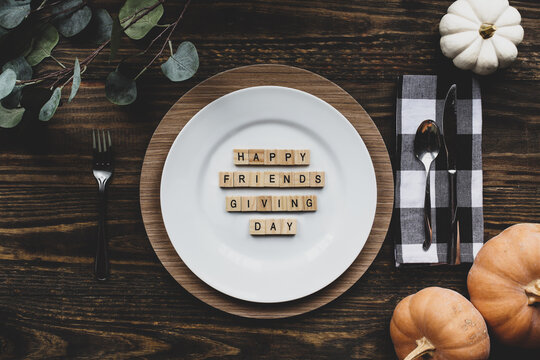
[{"x1": 414, "y1": 120, "x2": 442, "y2": 251}]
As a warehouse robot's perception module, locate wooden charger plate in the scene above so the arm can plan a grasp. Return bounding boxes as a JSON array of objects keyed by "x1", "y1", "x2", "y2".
[{"x1": 140, "y1": 64, "x2": 393, "y2": 319}]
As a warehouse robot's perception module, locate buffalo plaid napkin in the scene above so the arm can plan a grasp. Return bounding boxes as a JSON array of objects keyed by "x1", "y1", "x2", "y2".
[{"x1": 394, "y1": 75, "x2": 484, "y2": 266}]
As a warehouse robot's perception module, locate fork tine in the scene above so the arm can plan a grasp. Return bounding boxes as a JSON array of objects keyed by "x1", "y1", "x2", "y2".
[
  {"x1": 102, "y1": 130, "x2": 107, "y2": 152},
  {"x1": 92, "y1": 130, "x2": 96, "y2": 150},
  {"x1": 107, "y1": 130, "x2": 112, "y2": 149},
  {"x1": 97, "y1": 129, "x2": 102, "y2": 152}
]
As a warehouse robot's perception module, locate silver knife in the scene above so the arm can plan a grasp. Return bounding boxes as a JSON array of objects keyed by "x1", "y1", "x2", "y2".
[{"x1": 441, "y1": 84, "x2": 460, "y2": 265}]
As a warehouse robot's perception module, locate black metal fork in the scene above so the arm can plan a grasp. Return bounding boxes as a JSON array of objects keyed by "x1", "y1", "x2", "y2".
[{"x1": 92, "y1": 130, "x2": 113, "y2": 280}]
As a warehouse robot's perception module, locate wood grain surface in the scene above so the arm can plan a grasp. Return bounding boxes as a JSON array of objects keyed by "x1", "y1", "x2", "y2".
[
  {"x1": 139, "y1": 64, "x2": 394, "y2": 319},
  {"x1": 0, "y1": 0, "x2": 538, "y2": 358}
]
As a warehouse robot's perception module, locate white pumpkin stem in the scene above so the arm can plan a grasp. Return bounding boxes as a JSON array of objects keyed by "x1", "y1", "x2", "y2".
[
  {"x1": 479, "y1": 24, "x2": 497, "y2": 39},
  {"x1": 404, "y1": 337, "x2": 436, "y2": 360},
  {"x1": 524, "y1": 279, "x2": 540, "y2": 305}
]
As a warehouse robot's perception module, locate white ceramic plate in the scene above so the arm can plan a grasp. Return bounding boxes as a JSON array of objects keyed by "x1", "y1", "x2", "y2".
[{"x1": 160, "y1": 86, "x2": 377, "y2": 303}]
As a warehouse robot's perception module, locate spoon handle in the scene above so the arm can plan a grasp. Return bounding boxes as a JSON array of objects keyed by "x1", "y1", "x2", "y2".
[{"x1": 423, "y1": 172, "x2": 432, "y2": 250}]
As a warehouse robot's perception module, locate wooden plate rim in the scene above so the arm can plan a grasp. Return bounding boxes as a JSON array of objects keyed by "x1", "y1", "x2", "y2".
[{"x1": 140, "y1": 64, "x2": 394, "y2": 319}]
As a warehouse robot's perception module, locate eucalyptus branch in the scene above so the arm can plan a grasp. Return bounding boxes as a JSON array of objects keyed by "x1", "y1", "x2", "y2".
[{"x1": 134, "y1": 0, "x2": 192, "y2": 80}]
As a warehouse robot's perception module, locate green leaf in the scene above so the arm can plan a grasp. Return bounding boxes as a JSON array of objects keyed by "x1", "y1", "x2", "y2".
[
  {"x1": 0, "y1": 0, "x2": 31, "y2": 29},
  {"x1": 2, "y1": 56, "x2": 32, "y2": 108},
  {"x1": 0, "y1": 103, "x2": 24, "y2": 128},
  {"x1": 0, "y1": 68, "x2": 16, "y2": 100},
  {"x1": 39, "y1": 87, "x2": 61, "y2": 121},
  {"x1": 105, "y1": 71, "x2": 137, "y2": 105},
  {"x1": 25, "y1": 24, "x2": 59, "y2": 66},
  {"x1": 119, "y1": 0, "x2": 164, "y2": 40},
  {"x1": 89, "y1": 8, "x2": 113, "y2": 44},
  {"x1": 161, "y1": 41, "x2": 199, "y2": 82},
  {"x1": 109, "y1": 16, "x2": 121, "y2": 61},
  {"x1": 52, "y1": 0, "x2": 92, "y2": 37},
  {"x1": 68, "y1": 57, "x2": 80, "y2": 102}
]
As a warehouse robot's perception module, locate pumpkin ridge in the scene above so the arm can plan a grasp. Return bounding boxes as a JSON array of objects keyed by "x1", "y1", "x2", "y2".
[{"x1": 472, "y1": 255, "x2": 528, "y2": 289}]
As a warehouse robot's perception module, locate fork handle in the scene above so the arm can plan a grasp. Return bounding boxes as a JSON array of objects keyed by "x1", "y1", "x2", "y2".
[{"x1": 95, "y1": 187, "x2": 109, "y2": 280}]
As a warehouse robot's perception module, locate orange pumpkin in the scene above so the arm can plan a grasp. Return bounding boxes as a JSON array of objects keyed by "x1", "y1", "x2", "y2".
[
  {"x1": 390, "y1": 287, "x2": 490, "y2": 360},
  {"x1": 467, "y1": 223, "x2": 540, "y2": 348}
]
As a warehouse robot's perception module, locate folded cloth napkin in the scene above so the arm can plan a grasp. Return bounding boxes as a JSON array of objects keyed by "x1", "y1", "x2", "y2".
[{"x1": 394, "y1": 75, "x2": 484, "y2": 266}]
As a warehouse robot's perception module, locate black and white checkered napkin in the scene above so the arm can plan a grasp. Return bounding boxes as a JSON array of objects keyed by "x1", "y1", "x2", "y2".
[{"x1": 394, "y1": 75, "x2": 484, "y2": 266}]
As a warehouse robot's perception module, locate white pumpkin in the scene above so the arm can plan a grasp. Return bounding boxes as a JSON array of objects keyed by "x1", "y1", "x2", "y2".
[{"x1": 439, "y1": 0, "x2": 524, "y2": 75}]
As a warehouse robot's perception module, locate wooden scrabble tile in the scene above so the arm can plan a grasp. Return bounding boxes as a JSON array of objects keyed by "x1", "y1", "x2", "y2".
[
  {"x1": 294, "y1": 150, "x2": 310, "y2": 165},
  {"x1": 219, "y1": 172, "x2": 234, "y2": 188},
  {"x1": 287, "y1": 196, "x2": 304, "y2": 211},
  {"x1": 309, "y1": 171, "x2": 325, "y2": 188},
  {"x1": 233, "y1": 172, "x2": 250, "y2": 187},
  {"x1": 280, "y1": 219, "x2": 297, "y2": 235},
  {"x1": 226, "y1": 196, "x2": 242, "y2": 212},
  {"x1": 303, "y1": 195, "x2": 317, "y2": 211},
  {"x1": 265, "y1": 150, "x2": 279, "y2": 165},
  {"x1": 293, "y1": 172, "x2": 310, "y2": 187},
  {"x1": 257, "y1": 196, "x2": 272, "y2": 212},
  {"x1": 233, "y1": 149, "x2": 249, "y2": 165},
  {"x1": 263, "y1": 171, "x2": 279, "y2": 187},
  {"x1": 250, "y1": 219, "x2": 266, "y2": 235},
  {"x1": 249, "y1": 172, "x2": 263, "y2": 187},
  {"x1": 272, "y1": 196, "x2": 287, "y2": 212},
  {"x1": 277, "y1": 150, "x2": 295, "y2": 165},
  {"x1": 265, "y1": 219, "x2": 282, "y2": 235},
  {"x1": 279, "y1": 172, "x2": 293, "y2": 187},
  {"x1": 248, "y1": 149, "x2": 265, "y2": 164},
  {"x1": 241, "y1": 196, "x2": 257, "y2": 212}
]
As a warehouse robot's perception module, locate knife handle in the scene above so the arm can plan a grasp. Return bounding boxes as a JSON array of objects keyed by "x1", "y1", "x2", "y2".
[
  {"x1": 422, "y1": 172, "x2": 432, "y2": 251},
  {"x1": 447, "y1": 170, "x2": 459, "y2": 264}
]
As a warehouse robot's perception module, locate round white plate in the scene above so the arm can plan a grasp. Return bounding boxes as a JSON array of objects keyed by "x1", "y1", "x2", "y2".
[{"x1": 160, "y1": 86, "x2": 377, "y2": 303}]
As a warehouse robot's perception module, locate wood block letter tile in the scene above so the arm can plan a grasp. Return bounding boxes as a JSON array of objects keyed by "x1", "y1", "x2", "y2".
[
  {"x1": 265, "y1": 219, "x2": 281, "y2": 235},
  {"x1": 265, "y1": 150, "x2": 278, "y2": 165},
  {"x1": 287, "y1": 196, "x2": 304, "y2": 211},
  {"x1": 272, "y1": 196, "x2": 287, "y2": 212},
  {"x1": 250, "y1": 219, "x2": 266, "y2": 235},
  {"x1": 257, "y1": 196, "x2": 272, "y2": 212},
  {"x1": 278, "y1": 150, "x2": 294, "y2": 165},
  {"x1": 263, "y1": 172, "x2": 279, "y2": 187},
  {"x1": 279, "y1": 172, "x2": 293, "y2": 187},
  {"x1": 233, "y1": 149, "x2": 248, "y2": 165},
  {"x1": 219, "y1": 172, "x2": 233, "y2": 187},
  {"x1": 293, "y1": 172, "x2": 310, "y2": 187},
  {"x1": 234, "y1": 172, "x2": 249, "y2": 187},
  {"x1": 248, "y1": 149, "x2": 265, "y2": 164},
  {"x1": 226, "y1": 196, "x2": 242, "y2": 212},
  {"x1": 294, "y1": 150, "x2": 310, "y2": 165},
  {"x1": 310, "y1": 172, "x2": 325, "y2": 187},
  {"x1": 241, "y1": 196, "x2": 257, "y2": 212},
  {"x1": 280, "y1": 219, "x2": 297, "y2": 235},
  {"x1": 303, "y1": 195, "x2": 317, "y2": 211},
  {"x1": 249, "y1": 172, "x2": 263, "y2": 187}
]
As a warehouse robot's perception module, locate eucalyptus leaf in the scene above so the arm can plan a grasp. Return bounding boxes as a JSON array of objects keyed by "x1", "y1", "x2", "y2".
[
  {"x1": 25, "y1": 24, "x2": 59, "y2": 66},
  {"x1": 89, "y1": 8, "x2": 113, "y2": 43},
  {"x1": 0, "y1": 0, "x2": 31, "y2": 29},
  {"x1": 119, "y1": 0, "x2": 164, "y2": 40},
  {"x1": 109, "y1": 16, "x2": 121, "y2": 61},
  {"x1": 2, "y1": 56, "x2": 32, "y2": 108},
  {"x1": 161, "y1": 41, "x2": 199, "y2": 82},
  {"x1": 52, "y1": 0, "x2": 92, "y2": 37},
  {"x1": 105, "y1": 71, "x2": 136, "y2": 105},
  {"x1": 39, "y1": 87, "x2": 61, "y2": 121},
  {"x1": 0, "y1": 68, "x2": 16, "y2": 100},
  {"x1": 0, "y1": 103, "x2": 24, "y2": 128},
  {"x1": 68, "y1": 58, "x2": 80, "y2": 102},
  {"x1": 0, "y1": 25, "x2": 8, "y2": 37}
]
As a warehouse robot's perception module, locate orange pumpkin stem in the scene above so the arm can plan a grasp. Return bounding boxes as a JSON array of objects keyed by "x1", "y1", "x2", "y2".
[
  {"x1": 524, "y1": 279, "x2": 540, "y2": 305},
  {"x1": 404, "y1": 337, "x2": 436, "y2": 360}
]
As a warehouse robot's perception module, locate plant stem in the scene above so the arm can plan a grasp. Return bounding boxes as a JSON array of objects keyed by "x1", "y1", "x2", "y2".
[
  {"x1": 524, "y1": 279, "x2": 540, "y2": 305},
  {"x1": 403, "y1": 337, "x2": 436, "y2": 360},
  {"x1": 168, "y1": 40, "x2": 174, "y2": 56},
  {"x1": 134, "y1": 0, "x2": 192, "y2": 80},
  {"x1": 50, "y1": 54, "x2": 66, "y2": 68}
]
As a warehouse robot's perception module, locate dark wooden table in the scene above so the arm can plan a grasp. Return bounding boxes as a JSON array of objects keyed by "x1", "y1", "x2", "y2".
[{"x1": 0, "y1": 1, "x2": 538, "y2": 359}]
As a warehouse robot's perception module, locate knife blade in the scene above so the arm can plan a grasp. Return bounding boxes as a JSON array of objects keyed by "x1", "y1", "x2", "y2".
[{"x1": 441, "y1": 84, "x2": 460, "y2": 265}]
